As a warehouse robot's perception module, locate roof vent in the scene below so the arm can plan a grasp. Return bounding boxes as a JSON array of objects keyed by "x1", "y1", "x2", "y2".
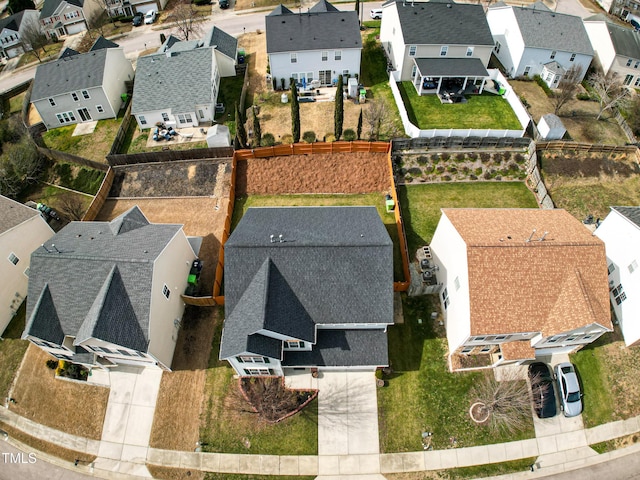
[
  {"x1": 526, "y1": 229, "x2": 536, "y2": 243},
  {"x1": 279, "y1": 234, "x2": 284, "y2": 243},
  {"x1": 270, "y1": 234, "x2": 275, "y2": 243},
  {"x1": 539, "y1": 231, "x2": 549, "y2": 241}
]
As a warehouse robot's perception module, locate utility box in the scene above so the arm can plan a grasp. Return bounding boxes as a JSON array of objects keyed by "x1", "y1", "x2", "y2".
[{"x1": 348, "y1": 77, "x2": 358, "y2": 97}]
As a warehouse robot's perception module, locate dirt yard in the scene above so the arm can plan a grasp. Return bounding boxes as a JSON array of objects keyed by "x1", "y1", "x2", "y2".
[
  {"x1": 9, "y1": 345, "x2": 109, "y2": 439},
  {"x1": 236, "y1": 152, "x2": 391, "y2": 195},
  {"x1": 510, "y1": 80, "x2": 629, "y2": 145}
]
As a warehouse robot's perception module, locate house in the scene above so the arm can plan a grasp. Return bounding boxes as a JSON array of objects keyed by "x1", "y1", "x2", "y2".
[
  {"x1": 22, "y1": 206, "x2": 199, "y2": 370},
  {"x1": 265, "y1": 0, "x2": 362, "y2": 89},
  {"x1": 594, "y1": 207, "x2": 640, "y2": 347},
  {"x1": 30, "y1": 42, "x2": 133, "y2": 130},
  {"x1": 219, "y1": 207, "x2": 393, "y2": 377},
  {"x1": 0, "y1": 196, "x2": 53, "y2": 336},
  {"x1": 106, "y1": 0, "x2": 168, "y2": 18},
  {"x1": 131, "y1": 27, "x2": 237, "y2": 130},
  {"x1": 429, "y1": 208, "x2": 612, "y2": 371},
  {"x1": 486, "y1": 2, "x2": 593, "y2": 88},
  {"x1": 584, "y1": 15, "x2": 640, "y2": 87},
  {"x1": 39, "y1": 0, "x2": 101, "y2": 40},
  {"x1": 379, "y1": 0, "x2": 494, "y2": 95},
  {"x1": 593, "y1": 0, "x2": 640, "y2": 23},
  {"x1": 0, "y1": 10, "x2": 40, "y2": 62}
]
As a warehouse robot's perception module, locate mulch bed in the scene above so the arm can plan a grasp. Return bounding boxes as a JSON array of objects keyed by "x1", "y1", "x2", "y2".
[
  {"x1": 540, "y1": 151, "x2": 640, "y2": 177},
  {"x1": 238, "y1": 377, "x2": 318, "y2": 423}
]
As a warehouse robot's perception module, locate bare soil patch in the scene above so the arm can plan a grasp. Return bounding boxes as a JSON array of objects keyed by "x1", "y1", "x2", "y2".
[
  {"x1": 146, "y1": 465, "x2": 205, "y2": 480},
  {"x1": 239, "y1": 32, "x2": 267, "y2": 102},
  {"x1": 9, "y1": 345, "x2": 109, "y2": 440},
  {"x1": 539, "y1": 150, "x2": 639, "y2": 177},
  {"x1": 511, "y1": 80, "x2": 628, "y2": 145},
  {"x1": 236, "y1": 152, "x2": 390, "y2": 195}
]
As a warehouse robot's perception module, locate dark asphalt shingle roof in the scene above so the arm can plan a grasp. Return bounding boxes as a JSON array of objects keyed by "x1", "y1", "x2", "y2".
[
  {"x1": 612, "y1": 206, "x2": 640, "y2": 228},
  {"x1": 59, "y1": 47, "x2": 80, "y2": 58},
  {"x1": 205, "y1": 26, "x2": 238, "y2": 60},
  {"x1": 393, "y1": 0, "x2": 494, "y2": 47},
  {"x1": 506, "y1": 4, "x2": 593, "y2": 55},
  {"x1": 31, "y1": 48, "x2": 108, "y2": 101},
  {"x1": 414, "y1": 57, "x2": 489, "y2": 76},
  {"x1": 90, "y1": 36, "x2": 119, "y2": 51},
  {"x1": 24, "y1": 207, "x2": 183, "y2": 352},
  {"x1": 131, "y1": 48, "x2": 213, "y2": 115},
  {"x1": 0, "y1": 195, "x2": 40, "y2": 234},
  {"x1": 221, "y1": 207, "x2": 393, "y2": 360},
  {"x1": 282, "y1": 329, "x2": 389, "y2": 367},
  {"x1": 40, "y1": 0, "x2": 84, "y2": 19},
  {"x1": 266, "y1": 0, "x2": 361, "y2": 53},
  {"x1": 0, "y1": 10, "x2": 27, "y2": 32}
]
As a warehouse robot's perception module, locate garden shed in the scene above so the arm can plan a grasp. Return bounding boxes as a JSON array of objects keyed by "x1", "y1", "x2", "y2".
[
  {"x1": 538, "y1": 114, "x2": 566, "y2": 140},
  {"x1": 206, "y1": 124, "x2": 231, "y2": 147}
]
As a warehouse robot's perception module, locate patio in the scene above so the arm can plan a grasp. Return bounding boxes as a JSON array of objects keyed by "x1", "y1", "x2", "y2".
[
  {"x1": 411, "y1": 57, "x2": 490, "y2": 101},
  {"x1": 145, "y1": 125, "x2": 209, "y2": 147}
]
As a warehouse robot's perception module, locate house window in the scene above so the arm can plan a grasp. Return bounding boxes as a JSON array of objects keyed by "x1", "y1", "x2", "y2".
[
  {"x1": 441, "y1": 287, "x2": 448, "y2": 301},
  {"x1": 411, "y1": 64, "x2": 417, "y2": 78},
  {"x1": 321, "y1": 51, "x2": 327, "y2": 61},
  {"x1": 342, "y1": 69, "x2": 349, "y2": 76},
  {"x1": 546, "y1": 335, "x2": 562, "y2": 343},
  {"x1": 162, "y1": 284, "x2": 170, "y2": 299},
  {"x1": 134, "y1": 351, "x2": 146, "y2": 357},
  {"x1": 461, "y1": 346, "x2": 473, "y2": 354},
  {"x1": 177, "y1": 113, "x2": 193, "y2": 124},
  {"x1": 566, "y1": 336, "x2": 577, "y2": 342},
  {"x1": 238, "y1": 356, "x2": 270, "y2": 364},
  {"x1": 440, "y1": 46, "x2": 448, "y2": 56},
  {"x1": 635, "y1": 77, "x2": 640, "y2": 87},
  {"x1": 8, "y1": 252, "x2": 19, "y2": 265},
  {"x1": 335, "y1": 50, "x2": 341, "y2": 60},
  {"x1": 550, "y1": 50, "x2": 556, "y2": 59},
  {"x1": 48, "y1": 98, "x2": 56, "y2": 106},
  {"x1": 480, "y1": 345, "x2": 492, "y2": 353},
  {"x1": 118, "y1": 349, "x2": 131, "y2": 356},
  {"x1": 56, "y1": 111, "x2": 77, "y2": 124},
  {"x1": 290, "y1": 53, "x2": 297, "y2": 63},
  {"x1": 624, "y1": 74, "x2": 634, "y2": 85},
  {"x1": 284, "y1": 340, "x2": 305, "y2": 349},
  {"x1": 96, "y1": 105, "x2": 104, "y2": 113},
  {"x1": 570, "y1": 53, "x2": 576, "y2": 62},
  {"x1": 243, "y1": 368, "x2": 271, "y2": 375},
  {"x1": 613, "y1": 284, "x2": 627, "y2": 305},
  {"x1": 24, "y1": 267, "x2": 30, "y2": 278},
  {"x1": 608, "y1": 263, "x2": 616, "y2": 275},
  {"x1": 523, "y1": 65, "x2": 531, "y2": 76},
  {"x1": 306, "y1": 72, "x2": 313, "y2": 82},
  {"x1": 409, "y1": 45, "x2": 417, "y2": 57},
  {"x1": 454, "y1": 276, "x2": 460, "y2": 291},
  {"x1": 81, "y1": 90, "x2": 90, "y2": 99},
  {"x1": 139, "y1": 115, "x2": 147, "y2": 125},
  {"x1": 495, "y1": 335, "x2": 509, "y2": 341},
  {"x1": 627, "y1": 58, "x2": 633, "y2": 67},
  {"x1": 494, "y1": 41, "x2": 501, "y2": 54},
  {"x1": 161, "y1": 112, "x2": 169, "y2": 122},
  {"x1": 291, "y1": 73, "x2": 299, "y2": 84},
  {"x1": 71, "y1": 92, "x2": 78, "y2": 101},
  {"x1": 466, "y1": 46, "x2": 474, "y2": 57},
  {"x1": 635, "y1": 61, "x2": 640, "y2": 69},
  {"x1": 473, "y1": 336, "x2": 486, "y2": 342},
  {"x1": 628, "y1": 259, "x2": 638, "y2": 274}
]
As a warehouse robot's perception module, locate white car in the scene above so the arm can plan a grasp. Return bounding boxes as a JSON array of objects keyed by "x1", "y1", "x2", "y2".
[
  {"x1": 554, "y1": 362, "x2": 583, "y2": 417},
  {"x1": 144, "y1": 10, "x2": 156, "y2": 24},
  {"x1": 370, "y1": 9, "x2": 382, "y2": 19}
]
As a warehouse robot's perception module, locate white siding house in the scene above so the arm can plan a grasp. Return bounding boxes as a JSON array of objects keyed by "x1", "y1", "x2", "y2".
[
  {"x1": 0, "y1": 196, "x2": 53, "y2": 336},
  {"x1": 487, "y1": 3, "x2": 593, "y2": 87},
  {"x1": 584, "y1": 16, "x2": 640, "y2": 87},
  {"x1": 595, "y1": 207, "x2": 640, "y2": 347},
  {"x1": 30, "y1": 44, "x2": 134, "y2": 130},
  {"x1": 430, "y1": 209, "x2": 612, "y2": 371},
  {"x1": 265, "y1": 1, "x2": 362, "y2": 89},
  {"x1": 0, "y1": 10, "x2": 40, "y2": 61}
]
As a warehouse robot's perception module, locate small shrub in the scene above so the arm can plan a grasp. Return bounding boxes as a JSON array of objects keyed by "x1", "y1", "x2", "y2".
[
  {"x1": 281, "y1": 134, "x2": 294, "y2": 144},
  {"x1": 534, "y1": 75, "x2": 553, "y2": 97},
  {"x1": 436, "y1": 165, "x2": 445, "y2": 173},
  {"x1": 576, "y1": 92, "x2": 594, "y2": 101},
  {"x1": 502, "y1": 151, "x2": 511, "y2": 161},
  {"x1": 442, "y1": 174, "x2": 452, "y2": 181},
  {"x1": 343, "y1": 129, "x2": 356, "y2": 141},
  {"x1": 302, "y1": 131, "x2": 316, "y2": 143},
  {"x1": 261, "y1": 133, "x2": 275, "y2": 146},
  {"x1": 507, "y1": 161, "x2": 519, "y2": 172},
  {"x1": 440, "y1": 152, "x2": 450, "y2": 161},
  {"x1": 468, "y1": 152, "x2": 477, "y2": 160},
  {"x1": 431, "y1": 155, "x2": 440, "y2": 165},
  {"x1": 424, "y1": 165, "x2": 435, "y2": 174},
  {"x1": 324, "y1": 133, "x2": 336, "y2": 142},
  {"x1": 495, "y1": 175, "x2": 502, "y2": 181},
  {"x1": 46, "y1": 359, "x2": 58, "y2": 370},
  {"x1": 469, "y1": 174, "x2": 478, "y2": 180},
  {"x1": 520, "y1": 95, "x2": 530, "y2": 108},
  {"x1": 462, "y1": 166, "x2": 470, "y2": 174},
  {"x1": 480, "y1": 152, "x2": 491, "y2": 163},
  {"x1": 405, "y1": 174, "x2": 413, "y2": 182},
  {"x1": 515, "y1": 153, "x2": 525, "y2": 164},
  {"x1": 455, "y1": 153, "x2": 466, "y2": 162},
  {"x1": 408, "y1": 167, "x2": 422, "y2": 176},
  {"x1": 416, "y1": 155, "x2": 429, "y2": 165},
  {"x1": 447, "y1": 165, "x2": 457, "y2": 174}
]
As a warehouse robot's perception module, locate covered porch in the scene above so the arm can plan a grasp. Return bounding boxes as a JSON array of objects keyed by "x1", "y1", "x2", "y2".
[{"x1": 411, "y1": 57, "x2": 490, "y2": 102}]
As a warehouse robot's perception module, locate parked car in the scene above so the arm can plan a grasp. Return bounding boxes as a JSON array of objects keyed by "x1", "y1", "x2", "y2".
[
  {"x1": 528, "y1": 362, "x2": 557, "y2": 418},
  {"x1": 144, "y1": 10, "x2": 156, "y2": 24},
  {"x1": 132, "y1": 12, "x2": 144, "y2": 26},
  {"x1": 554, "y1": 362, "x2": 583, "y2": 417},
  {"x1": 370, "y1": 8, "x2": 382, "y2": 19},
  {"x1": 219, "y1": 0, "x2": 229, "y2": 9}
]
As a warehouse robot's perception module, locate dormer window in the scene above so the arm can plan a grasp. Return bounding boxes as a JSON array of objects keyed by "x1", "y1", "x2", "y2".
[{"x1": 440, "y1": 46, "x2": 448, "y2": 57}]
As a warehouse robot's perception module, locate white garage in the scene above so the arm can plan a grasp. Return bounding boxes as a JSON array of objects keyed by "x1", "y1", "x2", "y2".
[
  {"x1": 134, "y1": 2, "x2": 157, "y2": 14},
  {"x1": 65, "y1": 21, "x2": 87, "y2": 35}
]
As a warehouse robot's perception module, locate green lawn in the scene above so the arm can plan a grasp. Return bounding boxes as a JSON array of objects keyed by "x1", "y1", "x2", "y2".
[
  {"x1": 0, "y1": 302, "x2": 29, "y2": 400},
  {"x1": 199, "y1": 305, "x2": 317, "y2": 455},
  {"x1": 232, "y1": 194, "x2": 405, "y2": 282},
  {"x1": 399, "y1": 182, "x2": 539, "y2": 255},
  {"x1": 397, "y1": 81, "x2": 522, "y2": 130},
  {"x1": 378, "y1": 295, "x2": 535, "y2": 452}
]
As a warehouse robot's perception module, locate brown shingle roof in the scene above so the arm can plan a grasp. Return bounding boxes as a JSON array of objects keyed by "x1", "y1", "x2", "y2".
[
  {"x1": 501, "y1": 340, "x2": 536, "y2": 361},
  {"x1": 0, "y1": 195, "x2": 40, "y2": 234},
  {"x1": 442, "y1": 208, "x2": 612, "y2": 337}
]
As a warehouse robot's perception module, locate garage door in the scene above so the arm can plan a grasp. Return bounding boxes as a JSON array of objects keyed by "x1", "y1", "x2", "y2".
[
  {"x1": 135, "y1": 2, "x2": 157, "y2": 14},
  {"x1": 66, "y1": 22, "x2": 87, "y2": 35}
]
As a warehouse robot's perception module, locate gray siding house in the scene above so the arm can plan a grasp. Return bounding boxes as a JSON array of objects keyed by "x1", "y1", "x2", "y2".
[
  {"x1": 30, "y1": 42, "x2": 133, "y2": 130},
  {"x1": 266, "y1": 0, "x2": 362, "y2": 89},
  {"x1": 23, "y1": 207, "x2": 198, "y2": 371},
  {"x1": 0, "y1": 10, "x2": 40, "y2": 61},
  {"x1": 39, "y1": 0, "x2": 100, "y2": 39},
  {"x1": 220, "y1": 207, "x2": 393, "y2": 377}
]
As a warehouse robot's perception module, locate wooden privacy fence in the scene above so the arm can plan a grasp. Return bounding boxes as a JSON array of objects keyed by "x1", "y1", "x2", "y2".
[
  {"x1": 37, "y1": 147, "x2": 110, "y2": 171},
  {"x1": 233, "y1": 141, "x2": 389, "y2": 159},
  {"x1": 386, "y1": 149, "x2": 411, "y2": 292},
  {"x1": 82, "y1": 168, "x2": 114, "y2": 221},
  {"x1": 106, "y1": 146, "x2": 234, "y2": 166}
]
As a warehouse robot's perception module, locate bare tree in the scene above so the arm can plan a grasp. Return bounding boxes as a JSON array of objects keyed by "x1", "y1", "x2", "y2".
[
  {"x1": 469, "y1": 369, "x2": 535, "y2": 434},
  {"x1": 232, "y1": 377, "x2": 305, "y2": 422},
  {"x1": 168, "y1": 3, "x2": 203, "y2": 41},
  {"x1": 86, "y1": 9, "x2": 108, "y2": 40},
  {"x1": 363, "y1": 98, "x2": 398, "y2": 140},
  {"x1": 552, "y1": 64, "x2": 583, "y2": 115},
  {"x1": 20, "y1": 17, "x2": 50, "y2": 63},
  {"x1": 57, "y1": 193, "x2": 87, "y2": 221},
  {"x1": 589, "y1": 71, "x2": 631, "y2": 120}
]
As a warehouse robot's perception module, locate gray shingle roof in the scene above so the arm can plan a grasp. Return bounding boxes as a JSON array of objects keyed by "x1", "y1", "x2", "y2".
[
  {"x1": 607, "y1": 22, "x2": 640, "y2": 59},
  {"x1": 266, "y1": 0, "x2": 361, "y2": 53},
  {"x1": 541, "y1": 113, "x2": 564, "y2": 128},
  {"x1": 612, "y1": 206, "x2": 640, "y2": 228},
  {"x1": 267, "y1": 4, "x2": 293, "y2": 15},
  {"x1": 24, "y1": 207, "x2": 183, "y2": 352},
  {"x1": 0, "y1": 195, "x2": 40, "y2": 234},
  {"x1": 131, "y1": 48, "x2": 213, "y2": 116},
  {"x1": 40, "y1": 0, "x2": 84, "y2": 19},
  {"x1": 0, "y1": 10, "x2": 27, "y2": 32},
  {"x1": 309, "y1": 0, "x2": 338, "y2": 12},
  {"x1": 90, "y1": 36, "x2": 119, "y2": 51},
  {"x1": 282, "y1": 329, "x2": 389, "y2": 367},
  {"x1": 221, "y1": 206, "x2": 393, "y2": 360},
  {"x1": 506, "y1": 4, "x2": 593, "y2": 55},
  {"x1": 543, "y1": 60, "x2": 565, "y2": 74},
  {"x1": 392, "y1": 0, "x2": 494, "y2": 47},
  {"x1": 414, "y1": 57, "x2": 489, "y2": 77},
  {"x1": 31, "y1": 48, "x2": 108, "y2": 101},
  {"x1": 205, "y1": 26, "x2": 238, "y2": 60},
  {"x1": 59, "y1": 47, "x2": 80, "y2": 58}
]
